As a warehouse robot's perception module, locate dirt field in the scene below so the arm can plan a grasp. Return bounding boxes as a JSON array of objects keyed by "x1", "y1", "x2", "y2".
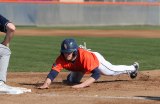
[{"x1": 0, "y1": 29, "x2": 160, "y2": 104}]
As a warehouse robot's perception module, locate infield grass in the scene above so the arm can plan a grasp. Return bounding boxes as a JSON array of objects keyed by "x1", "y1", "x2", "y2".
[{"x1": 0, "y1": 36, "x2": 159, "y2": 72}]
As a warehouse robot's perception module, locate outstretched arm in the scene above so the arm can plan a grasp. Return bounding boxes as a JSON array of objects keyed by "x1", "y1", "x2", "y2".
[
  {"x1": 72, "y1": 68, "x2": 101, "y2": 88},
  {"x1": 38, "y1": 70, "x2": 59, "y2": 89}
]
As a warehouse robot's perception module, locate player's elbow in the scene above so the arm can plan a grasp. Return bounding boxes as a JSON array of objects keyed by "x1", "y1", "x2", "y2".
[{"x1": 7, "y1": 23, "x2": 16, "y2": 32}]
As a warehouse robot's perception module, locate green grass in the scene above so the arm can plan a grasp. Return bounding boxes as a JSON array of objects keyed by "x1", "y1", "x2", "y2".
[
  {"x1": 17, "y1": 25, "x2": 160, "y2": 30},
  {"x1": 0, "y1": 36, "x2": 159, "y2": 72}
]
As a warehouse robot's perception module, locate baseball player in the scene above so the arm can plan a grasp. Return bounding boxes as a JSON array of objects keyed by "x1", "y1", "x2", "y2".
[
  {"x1": 0, "y1": 14, "x2": 15, "y2": 82},
  {"x1": 38, "y1": 38, "x2": 139, "y2": 89},
  {"x1": 0, "y1": 14, "x2": 27, "y2": 94}
]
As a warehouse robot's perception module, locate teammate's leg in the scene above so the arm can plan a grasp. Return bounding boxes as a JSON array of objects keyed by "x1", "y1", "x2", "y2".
[
  {"x1": 93, "y1": 52, "x2": 136, "y2": 76},
  {"x1": 0, "y1": 46, "x2": 31, "y2": 94},
  {"x1": 0, "y1": 44, "x2": 11, "y2": 82},
  {"x1": 67, "y1": 72, "x2": 84, "y2": 83}
]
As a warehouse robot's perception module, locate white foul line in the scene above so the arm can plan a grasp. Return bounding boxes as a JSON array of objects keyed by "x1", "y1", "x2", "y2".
[{"x1": 38, "y1": 93, "x2": 146, "y2": 100}]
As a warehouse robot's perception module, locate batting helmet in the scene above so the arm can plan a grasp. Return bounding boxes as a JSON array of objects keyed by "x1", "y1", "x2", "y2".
[{"x1": 60, "y1": 38, "x2": 78, "y2": 53}]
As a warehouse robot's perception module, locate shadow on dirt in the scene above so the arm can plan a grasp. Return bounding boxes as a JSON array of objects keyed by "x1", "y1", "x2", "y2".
[
  {"x1": 19, "y1": 80, "x2": 129, "y2": 88},
  {"x1": 95, "y1": 80, "x2": 129, "y2": 83},
  {"x1": 136, "y1": 96, "x2": 160, "y2": 101},
  {"x1": 19, "y1": 81, "x2": 73, "y2": 88}
]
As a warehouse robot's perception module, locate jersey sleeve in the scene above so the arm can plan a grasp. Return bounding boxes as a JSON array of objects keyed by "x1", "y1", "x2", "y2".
[{"x1": 51, "y1": 56, "x2": 64, "y2": 72}]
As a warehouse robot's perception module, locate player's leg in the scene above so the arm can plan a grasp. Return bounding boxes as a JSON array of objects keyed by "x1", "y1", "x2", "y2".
[
  {"x1": 0, "y1": 44, "x2": 11, "y2": 82},
  {"x1": 66, "y1": 72, "x2": 84, "y2": 83},
  {"x1": 93, "y1": 52, "x2": 138, "y2": 76},
  {"x1": 0, "y1": 45, "x2": 31, "y2": 94}
]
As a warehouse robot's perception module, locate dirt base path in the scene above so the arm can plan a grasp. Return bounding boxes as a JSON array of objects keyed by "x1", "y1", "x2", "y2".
[
  {"x1": 1, "y1": 29, "x2": 160, "y2": 38},
  {"x1": 0, "y1": 70, "x2": 160, "y2": 104}
]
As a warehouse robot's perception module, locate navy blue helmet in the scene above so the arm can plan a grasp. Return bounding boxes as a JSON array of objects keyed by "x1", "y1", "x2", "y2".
[{"x1": 61, "y1": 38, "x2": 78, "y2": 53}]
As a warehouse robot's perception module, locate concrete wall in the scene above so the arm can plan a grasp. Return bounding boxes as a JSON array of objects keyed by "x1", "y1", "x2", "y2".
[{"x1": 0, "y1": 2, "x2": 160, "y2": 26}]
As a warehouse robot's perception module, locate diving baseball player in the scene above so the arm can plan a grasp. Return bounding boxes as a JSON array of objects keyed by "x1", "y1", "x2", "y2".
[
  {"x1": 0, "y1": 14, "x2": 31, "y2": 94},
  {"x1": 38, "y1": 38, "x2": 139, "y2": 89}
]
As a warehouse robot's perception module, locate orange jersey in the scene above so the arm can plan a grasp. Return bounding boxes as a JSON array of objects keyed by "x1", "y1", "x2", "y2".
[{"x1": 52, "y1": 48, "x2": 99, "y2": 74}]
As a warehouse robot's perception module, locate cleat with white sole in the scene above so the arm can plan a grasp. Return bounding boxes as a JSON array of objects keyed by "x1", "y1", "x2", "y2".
[
  {"x1": 0, "y1": 81, "x2": 31, "y2": 94},
  {"x1": 130, "y1": 62, "x2": 139, "y2": 79}
]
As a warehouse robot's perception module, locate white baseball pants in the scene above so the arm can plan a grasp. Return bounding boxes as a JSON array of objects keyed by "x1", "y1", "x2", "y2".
[
  {"x1": 68, "y1": 51, "x2": 136, "y2": 82},
  {"x1": 0, "y1": 44, "x2": 11, "y2": 82},
  {"x1": 93, "y1": 52, "x2": 135, "y2": 75}
]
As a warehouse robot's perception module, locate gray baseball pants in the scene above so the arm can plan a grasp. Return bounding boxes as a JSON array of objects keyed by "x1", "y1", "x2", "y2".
[{"x1": 0, "y1": 44, "x2": 11, "y2": 82}]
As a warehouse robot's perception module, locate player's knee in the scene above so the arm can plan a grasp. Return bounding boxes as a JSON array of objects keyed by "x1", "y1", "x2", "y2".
[
  {"x1": 5, "y1": 49, "x2": 11, "y2": 56},
  {"x1": 66, "y1": 74, "x2": 80, "y2": 84},
  {"x1": 67, "y1": 74, "x2": 72, "y2": 82},
  {"x1": 3, "y1": 47, "x2": 11, "y2": 56}
]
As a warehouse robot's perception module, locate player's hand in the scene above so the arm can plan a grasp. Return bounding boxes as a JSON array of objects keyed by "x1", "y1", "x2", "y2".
[
  {"x1": 71, "y1": 84, "x2": 85, "y2": 89},
  {"x1": 37, "y1": 78, "x2": 51, "y2": 89},
  {"x1": 37, "y1": 84, "x2": 49, "y2": 89}
]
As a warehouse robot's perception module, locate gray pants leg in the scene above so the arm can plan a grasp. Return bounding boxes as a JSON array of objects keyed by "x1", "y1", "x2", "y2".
[
  {"x1": 0, "y1": 44, "x2": 11, "y2": 82},
  {"x1": 67, "y1": 72, "x2": 84, "y2": 83}
]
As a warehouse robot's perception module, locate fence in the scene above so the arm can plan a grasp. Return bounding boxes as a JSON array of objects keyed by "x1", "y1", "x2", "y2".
[{"x1": 0, "y1": 1, "x2": 160, "y2": 26}]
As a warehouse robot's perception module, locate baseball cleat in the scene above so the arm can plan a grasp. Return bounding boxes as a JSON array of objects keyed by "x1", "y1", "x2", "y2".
[
  {"x1": 0, "y1": 81, "x2": 23, "y2": 94},
  {"x1": 0, "y1": 81, "x2": 31, "y2": 94},
  {"x1": 130, "y1": 62, "x2": 139, "y2": 79}
]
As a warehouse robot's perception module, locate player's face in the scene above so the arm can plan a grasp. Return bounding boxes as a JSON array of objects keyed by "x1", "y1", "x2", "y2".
[{"x1": 63, "y1": 52, "x2": 74, "y2": 61}]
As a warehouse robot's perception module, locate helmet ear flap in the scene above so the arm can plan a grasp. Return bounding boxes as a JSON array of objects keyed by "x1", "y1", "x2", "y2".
[{"x1": 73, "y1": 50, "x2": 78, "y2": 57}]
